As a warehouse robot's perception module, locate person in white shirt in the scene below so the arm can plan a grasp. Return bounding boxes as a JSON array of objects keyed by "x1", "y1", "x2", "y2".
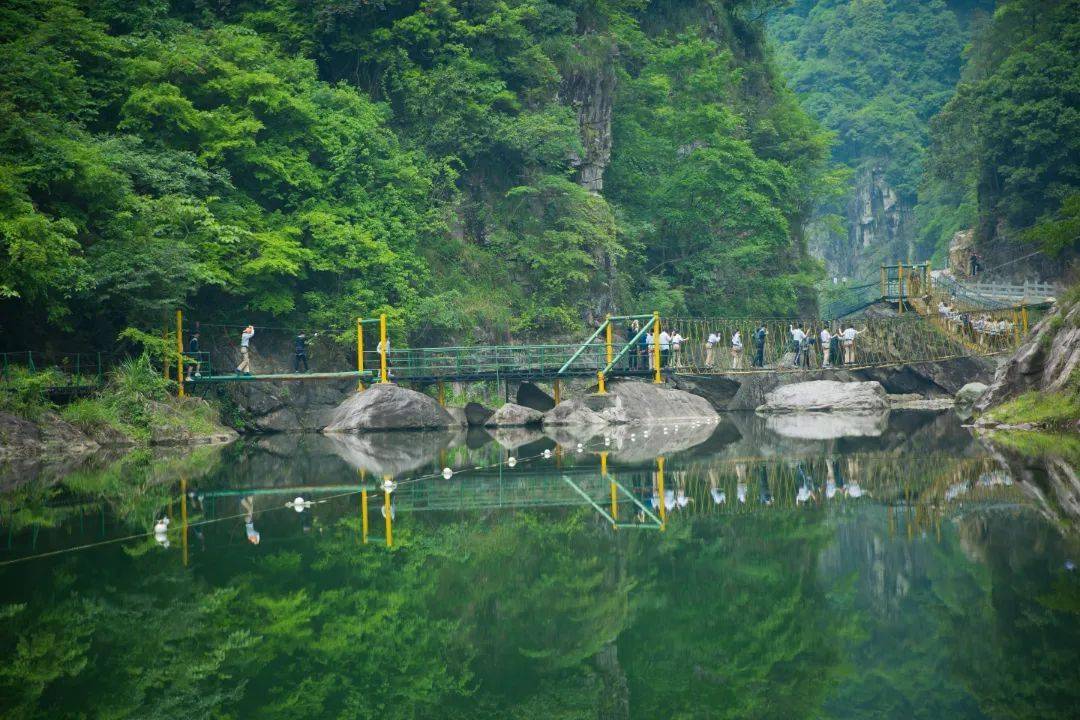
[
  {"x1": 235, "y1": 324, "x2": 255, "y2": 375},
  {"x1": 819, "y1": 328, "x2": 832, "y2": 367},
  {"x1": 670, "y1": 330, "x2": 684, "y2": 368},
  {"x1": 727, "y1": 330, "x2": 742, "y2": 369},
  {"x1": 658, "y1": 329, "x2": 671, "y2": 369},
  {"x1": 645, "y1": 330, "x2": 655, "y2": 370},
  {"x1": 789, "y1": 325, "x2": 806, "y2": 366},
  {"x1": 705, "y1": 331, "x2": 719, "y2": 368},
  {"x1": 842, "y1": 326, "x2": 861, "y2": 364}
]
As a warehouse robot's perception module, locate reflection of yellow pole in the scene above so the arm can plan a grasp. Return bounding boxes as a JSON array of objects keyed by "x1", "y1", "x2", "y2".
[
  {"x1": 357, "y1": 317, "x2": 364, "y2": 391},
  {"x1": 180, "y1": 476, "x2": 188, "y2": 567},
  {"x1": 383, "y1": 487, "x2": 393, "y2": 547},
  {"x1": 652, "y1": 312, "x2": 662, "y2": 384},
  {"x1": 880, "y1": 265, "x2": 886, "y2": 298},
  {"x1": 553, "y1": 379, "x2": 561, "y2": 404},
  {"x1": 437, "y1": 380, "x2": 446, "y2": 406},
  {"x1": 602, "y1": 452, "x2": 616, "y2": 521},
  {"x1": 605, "y1": 315, "x2": 613, "y2": 365},
  {"x1": 176, "y1": 310, "x2": 184, "y2": 397},
  {"x1": 656, "y1": 456, "x2": 666, "y2": 527},
  {"x1": 379, "y1": 313, "x2": 388, "y2": 383},
  {"x1": 597, "y1": 371, "x2": 606, "y2": 395},
  {"x1": 361, "y1": 489, "x2": 368, "y2": 544}
]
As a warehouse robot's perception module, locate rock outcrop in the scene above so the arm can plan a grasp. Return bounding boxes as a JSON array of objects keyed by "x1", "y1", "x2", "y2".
[
  {"x1": 225, "y1": 378, "x2": 355, "y2": 432},
  {"x1": 324, "y1": 384, "x2": 455, "y2": 433},
  {"x1": 543, "y1": 400, "x2": 608, "y2": 427},
  {"x1": 976, "y1": 297, "x2": 1080, "y2": 412},
  {"x1": 955, "y1": 382, "x2": 989, "y2": 420},
  {"x1": 756, "y1": 380, "x2": 889, "y2": 414},
  {"x1": 586, "y1": 381, "x2": 719, "y2": 424},
  {"x1": 464, "y1": 401, "x2": 495, "y2": 426},
  {"x1": 485, "y1": 403, "x2": 544, "y2": 427},
  {"x1": 515, "y1": 381, "x2": 556, "y2": 412}
]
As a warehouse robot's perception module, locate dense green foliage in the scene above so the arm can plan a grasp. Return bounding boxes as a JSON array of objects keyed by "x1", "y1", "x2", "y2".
[
  {"x1": 928, "y1": 0, "x2": 1080, "y2": 259},
  {"x1": 770, "y1": 0, "x2": 993, "y2": 272},
  {"x1": 0, "y1": 0, "x2": 830, "y2": 352}
]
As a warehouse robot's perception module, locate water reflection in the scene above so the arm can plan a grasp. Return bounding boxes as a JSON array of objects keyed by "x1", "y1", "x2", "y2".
[{"x1": 1, "y1": 413, "x2": 1079, "y2": 719}]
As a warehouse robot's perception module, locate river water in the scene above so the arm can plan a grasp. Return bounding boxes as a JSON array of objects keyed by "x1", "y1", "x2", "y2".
[{"x1": 2, "y1": 411, "x2": 1079, "y2": 718}]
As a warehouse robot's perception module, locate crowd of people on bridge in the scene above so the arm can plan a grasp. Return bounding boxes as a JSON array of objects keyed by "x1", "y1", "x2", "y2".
[{"x1": 626, "y1": 321, "x2": 866, "y2": 374}]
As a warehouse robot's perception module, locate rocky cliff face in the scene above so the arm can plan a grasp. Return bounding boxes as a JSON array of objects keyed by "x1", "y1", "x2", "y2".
[{"x1": 976, "y1": 296, "x2": 1080, "y2": 412}]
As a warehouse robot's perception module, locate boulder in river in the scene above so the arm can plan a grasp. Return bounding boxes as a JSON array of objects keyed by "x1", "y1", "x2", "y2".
[
  {"x1": 543, "y1": 400, "x2": 608, "y2": 427},
  {"x1": 764, "y1": 411, "x2": 888, "y2": 440},
  {"x1": 485, "y1": 403, "x2": 543, "y2": 427},
  {"x1": 756, "y1": 380, "x2": 888, "y2": 414},
  {"x1": 516, "y1": 381, "x2": 556, "y2": 412},
  {"x1": 586, "y1": 380, "x2": 719, "y2": 424},
  {"x1": 464, "y1": 401, "x2": 495, "y2": 426},
  {"x1": 324, "y1": 384, "x2": 455, "y2": 432},
  {"x1": 954, "y1": 382, "x2": 989, "y2": 420}
]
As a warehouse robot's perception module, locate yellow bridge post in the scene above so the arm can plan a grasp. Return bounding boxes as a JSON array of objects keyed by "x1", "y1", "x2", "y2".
[
  {"x1": 553, "y1": 379, "x2": 561, "y2": 404},
  {"x1": 176, "y1": 309, "x2": 184, "y2": 397},
  {"x1": 897, "y1": 262, "x2": 904, "y2": 314},
  {"x1": 880, "y1": 265, "x2": 886, "y2": 299},
  {"x1": 379, "y1": 313, "x2": 389, "y2": 383},
  {"x1": 597, "y1": 371, "x2": 606, "y2": 395},
  {"x1": 1021, "y1": 304, "x2": 1029, "y2": 334},
  {"x1": 605, "y1": 314, "x2": 613, "y2": 365},
  {"x1": 357, "y1": 317, "x2": 364, "y2": 391},
  {"x1": 437, "y1": 380, "x2": 446, "y2": 406},
  {"x1": 652, "y1": 312, "x2": 662, "y2": 384}
]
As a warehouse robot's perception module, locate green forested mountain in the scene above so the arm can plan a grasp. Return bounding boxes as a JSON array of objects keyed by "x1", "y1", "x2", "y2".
[
  {"x1": 928, "y1": 0, "x2": 1080, "y2": 269},
  {"x1": 0, "y1": 0, "x2": 831, "y2": 350},
  {"x1": 770, "y1": 0, "x2": 994, "y2": 276}
]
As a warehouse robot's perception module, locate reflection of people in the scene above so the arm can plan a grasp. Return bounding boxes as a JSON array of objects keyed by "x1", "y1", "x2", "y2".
[
  {"x1": 795, "y1": 464, "x2": 815, "y2": 505},
  {"x1": 241, "y1": 495, "x2": 260, "y2": 544},
  {"x1": 757, "y1": 465, "x2": 773, "y2": 506},
  {"x1": 736, "y1": 463, "x2": 748, "y2": 504},
  {"x1": 708, "y1": 469, "x2": 726, "y2": 505}
]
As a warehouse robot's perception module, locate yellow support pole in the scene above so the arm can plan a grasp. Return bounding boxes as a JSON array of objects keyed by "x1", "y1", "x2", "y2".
[
  {"x1": 880, "y1": 265, "x2": 886, "y2": 299},
  {"x1": 437, "y1": 380, "x2": 446, "y2": 406},
  {"x1": 1012, "y1": 309, "x2": 1021, "y2": 345},
  {"x1": 379, "y1": 313, "x2": 388, "y2": 383},
  {"x1": 1021, "y1": 304, "x2": 1029, "y2": 334},
  {"x1": 656, "y1": 455, "x2": 666, "y2": 528},
  {"x1": 180, "y1": 476, "x2": 188, "y2": 567},
  {"x1": 361, "y1": 488, "x2": 368, "y2": 544},
  {"x1": 383, "y1": 485, "x2": 393, "y2": 547},
  {"x1": 605, "y1": 315, "x2": 613, "y2": 365},
  {"x1": 652, "y1": 312, "x2": 662, "y2": 384},
  {"x1": 357, "y1": 317, "x2": 365, "y2": 391},
  {"x1": 597, "y1": 371, "x2": 606, "y2": 395},
  {"x1": 897, "y1": 262, "x2": 904, "y2": 314},
  {"x1": 553, "y1": 379, "x2": 561, "y2": 404},
  {"x1": 176, "y1": 309, "x2": 184, "y2": 397}
]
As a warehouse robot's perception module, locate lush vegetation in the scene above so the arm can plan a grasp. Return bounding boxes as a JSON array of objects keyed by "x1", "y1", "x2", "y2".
[
  {"x1": 928, "y1": 0, "x2": 1080, "y2": 261},
  {"x1": 0, "y1": 0, "x2": 832, "y2": 355}
]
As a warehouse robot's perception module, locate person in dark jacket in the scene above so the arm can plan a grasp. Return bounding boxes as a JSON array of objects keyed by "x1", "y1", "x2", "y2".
[
  {"x1": 294, "y1": 332, "x2": 316, "y2": 372},
  {"x1": 185, "y1": 332, "x2": 200, "y2": 381},
  {"x1": 753, "y1": 325, "x2": 767, "y2": 367}
]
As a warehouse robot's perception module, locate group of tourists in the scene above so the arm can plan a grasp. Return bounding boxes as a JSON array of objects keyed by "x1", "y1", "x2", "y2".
[
  {"x1": 182, "y1": 324, "x2": 339, "y2": 379},
  {"x1": 629, "y1": 321, "x2": 863, "y2": 373},
  {"x1": 937, "y1": 301, "x2": 1015, "y2": 345}
]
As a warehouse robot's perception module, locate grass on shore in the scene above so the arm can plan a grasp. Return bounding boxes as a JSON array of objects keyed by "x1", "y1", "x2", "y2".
[{"x1": 984, "y1": 389, "x2": 1080, "y2": 430}]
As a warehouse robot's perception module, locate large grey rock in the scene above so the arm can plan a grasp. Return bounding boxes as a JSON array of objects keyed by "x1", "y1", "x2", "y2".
[
  {"x1": 955, "y1": 382, "x2": 989, "y2": 416},
  {"x1": 225, "y1": 377, "x2": 355, "y2": 432},
  {"x1": 445, "y1": 406, "x2": 468, "y2": 427},
  {"x1": 324, "y1": 384, "x2": 456, "y2": 432},
  {"x1": 0, "y1": 411, "x2": 44, "y2": 458},
  {"x1": 485, "y1": 403, "x2": 543, "y2": 427},
  {"x1": 464, "y1": 401, "x2": 495, "y2": 426},
  {"x1": 586, "y1": 381, "x2": 719, "y2": 424},
  {"x1": 516, "y1": 381, "x2": 556, "y2": 412},
  {"x1": 543, "y1": 400, "x2": 608, "y2": 427},
  {"x1": 756, "y1": 380, "x2": 888, "y2": 414}
]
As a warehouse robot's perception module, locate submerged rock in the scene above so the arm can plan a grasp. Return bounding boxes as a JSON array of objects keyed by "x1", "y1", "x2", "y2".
[
  {"x1": 756, "y1": 380, "x2": 888, "y2": 414},
  {"x1": 586, "y1": 380, "x2": 719, "y2": 424},
  {"x1": 485, "y1": 403, "x2": 543, "y2": 427},
  {"x1": 324, "y1": 384, "x2": 455, "y2": 432},
  {"x1": 764, "y1": 412, "x2": 888, "y2": 440}
]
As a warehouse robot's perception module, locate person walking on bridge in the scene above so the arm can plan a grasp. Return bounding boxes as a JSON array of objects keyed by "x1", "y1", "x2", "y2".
[
  {"x1": 841, "y1": 325, "x2": 861, "y2": 365},
  {"x1": 753, "y1": 325, "x2": 767, "y2": 367},
  {"x1": 293, "y1": 331, "x2": 317, "y2": 372},
  {"x1": 185, "y1": 331, "x2": 201, "y2": 381},
  {"x1": 235, "y1": 325, "x2": 254, "y2": 375},
  {"x1": 730, "y1": 330, "x2": 743, "y2": 369},
  {"x1": 820, "y1": 327, "x2": 832, "y2": 368}
]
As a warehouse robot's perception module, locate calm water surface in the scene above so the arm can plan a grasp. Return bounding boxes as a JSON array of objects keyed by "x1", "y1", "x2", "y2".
[{"x1": 2, "y1": 411, "x2": 1079, "y2": 719}]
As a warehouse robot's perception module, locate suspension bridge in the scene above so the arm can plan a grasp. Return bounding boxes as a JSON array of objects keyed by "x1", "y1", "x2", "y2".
[{"x1": 1, "y1": 262, "x2": 1056, "y2": 400}]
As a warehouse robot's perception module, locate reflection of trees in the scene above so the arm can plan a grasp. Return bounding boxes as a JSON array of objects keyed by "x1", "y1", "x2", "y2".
[{"x1": 618, "y1": 512, "x2": 855, "y2": 718}]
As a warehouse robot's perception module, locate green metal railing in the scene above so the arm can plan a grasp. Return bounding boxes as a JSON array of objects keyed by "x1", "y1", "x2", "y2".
[{"x1": 0, "y1": 351, "x2": 109, "y2": 388}]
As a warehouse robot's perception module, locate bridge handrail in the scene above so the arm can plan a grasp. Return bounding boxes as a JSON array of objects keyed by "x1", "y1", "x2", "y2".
[
  {"x1": 601, "y1": 315, "x2": 656, "y2": 377},
  {"x1": 558, "y1": 321, "x2": 612, "y2": 375}
]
